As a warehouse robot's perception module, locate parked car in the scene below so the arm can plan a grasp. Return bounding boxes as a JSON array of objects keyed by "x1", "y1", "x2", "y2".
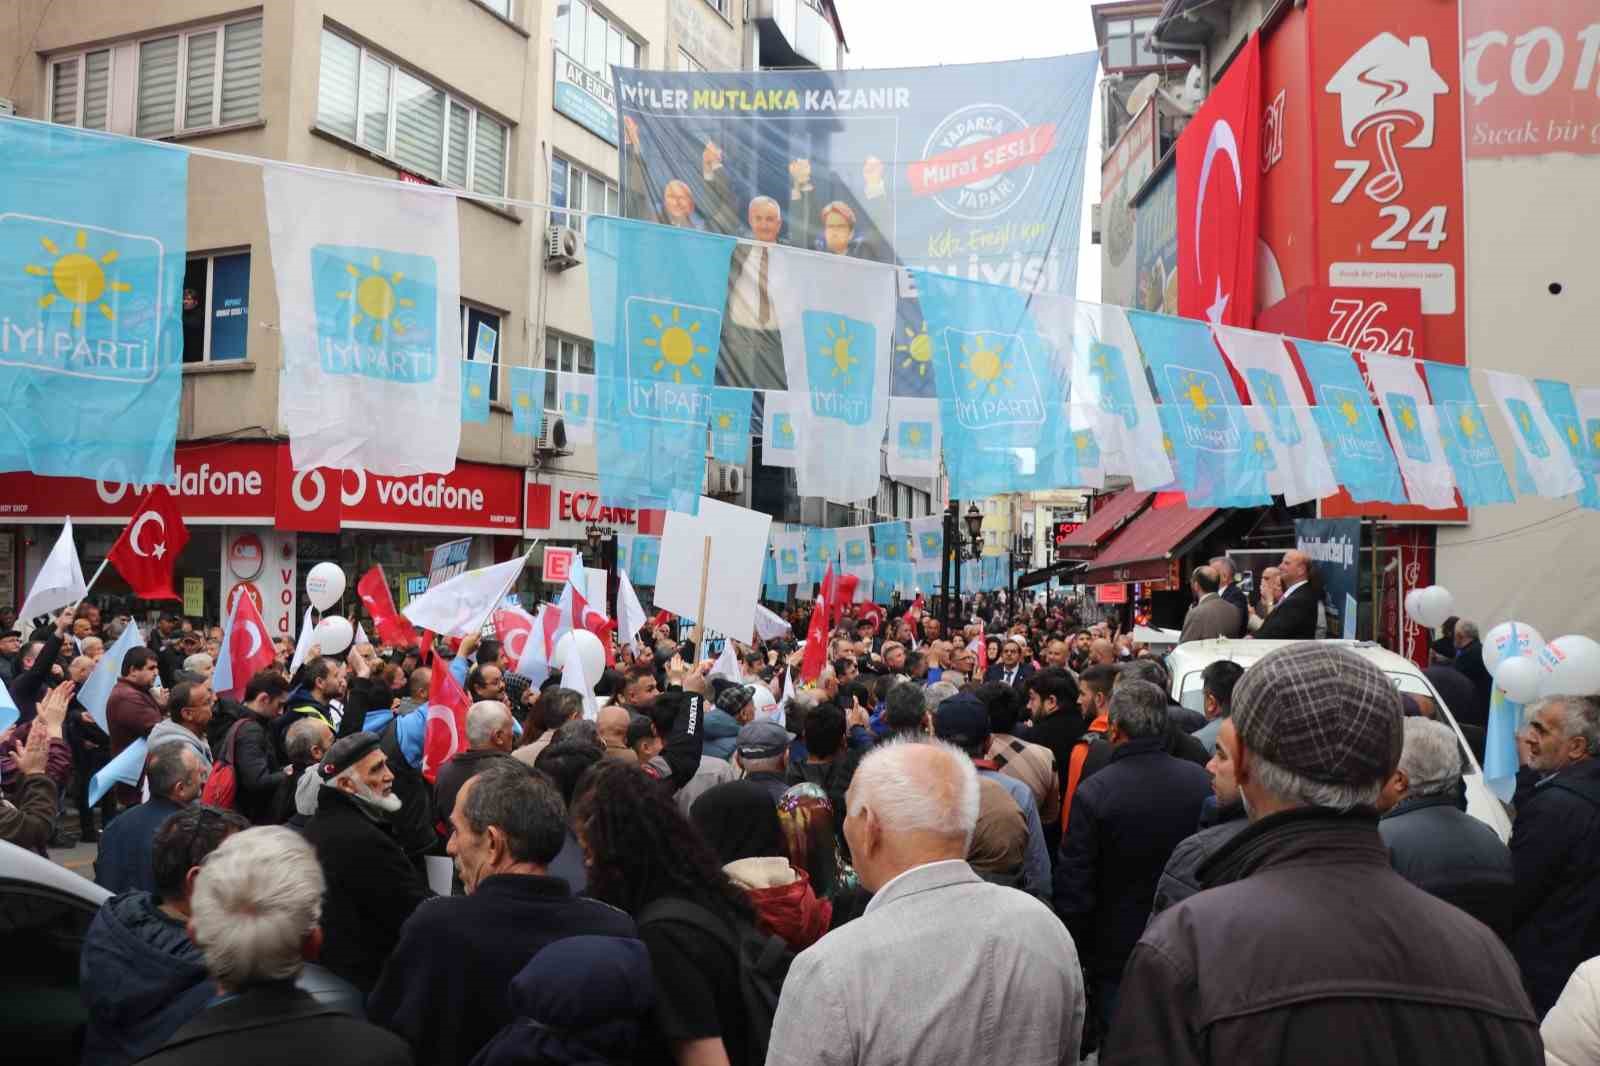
[
  {"x1": 0, "y1": 839, "x2": 364, "y2": 1064},
  {"x1": 1165, "y1": 638, "x2": 1512, "y2": 842}
]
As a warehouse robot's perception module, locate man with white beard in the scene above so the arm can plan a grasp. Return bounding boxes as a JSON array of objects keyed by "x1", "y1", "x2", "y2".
[{"x1": 302, "y1": 732, "x2": 435, "y2": 994}]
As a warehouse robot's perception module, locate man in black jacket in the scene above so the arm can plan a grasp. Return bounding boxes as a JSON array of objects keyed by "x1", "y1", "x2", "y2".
[
  {"x1": 229, "y1": 671, "x2": 290, "y2": 825},
  {"x1": 432, "y1": 701, "x2": 516, "y2": 828},
  {"x1": 1377, "y1": 717, "x2": 1513, "y2": 936},
  {"x1": 1105, "y1": 643, "x2": 1539, "y2": 1066},
  {"x1": 301, "y1": 732, "x2": 434, "y2": 994},
  {"x1": 1449, "y1": 621, "x2": 1494, "y2": 728},
  {"x1": 369, "y1": 763, "x2": 635, "y2": 1066},
  {"x1": 1020, "y1": 669, "x2": 1086, "y2": 789},
  {"x1": 1507, "y1": 693, "x2": 1600, "y2": 1015},
  {"x1": 1251, "y1": 550, "x2": 1321, "y2": 640}
]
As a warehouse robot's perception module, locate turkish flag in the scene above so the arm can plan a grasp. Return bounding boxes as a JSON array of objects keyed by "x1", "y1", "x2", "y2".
[
  {"x1": 217, "y1": 591, "x2": 276, "y2": 700},
  {"x1": 493, "y1": 606, "x2": 536, "y2": 665},
  {"x1": 801, "y1": 565, "x2": 833, "y2": 682},
  {"x1": 422, "y1": 661, "x2": 472, "y2": 783},
  {"x1": 1177, "y1": 32, "x2": 1261, "y2": 328},
  {"x1": 902, "y1": 592, "x2": 925, "y2": 624},
  {"x1": 356, "y1": 566, "x2": 415, "y2": 648},
  {"x1": 106, "y1": 487, "x2": 189, "y2": 601}
]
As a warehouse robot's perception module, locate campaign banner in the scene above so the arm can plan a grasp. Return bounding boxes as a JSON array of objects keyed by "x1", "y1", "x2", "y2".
[
  {"x1": 614, "y1": 54, "x2": 1098, "y2": 398},
  {"x1": 1295, "y1": 517, "x2": 1361, "y2": 639}
]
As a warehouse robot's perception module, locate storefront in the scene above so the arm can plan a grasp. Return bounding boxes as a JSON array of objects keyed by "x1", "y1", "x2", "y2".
[{"x1": 521, "y1": 472, "x2": 665, "y2": 608}]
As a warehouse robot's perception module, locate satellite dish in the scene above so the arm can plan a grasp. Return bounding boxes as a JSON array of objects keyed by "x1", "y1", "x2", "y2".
[{"x1": 1125, "y1": 72, "x2": 1160, "y2": 117}]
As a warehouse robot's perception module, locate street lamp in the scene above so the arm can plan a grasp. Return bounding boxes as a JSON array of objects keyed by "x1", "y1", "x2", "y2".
[{"x1": 964, "y1": 502, "x2": 984, "y2": 556}]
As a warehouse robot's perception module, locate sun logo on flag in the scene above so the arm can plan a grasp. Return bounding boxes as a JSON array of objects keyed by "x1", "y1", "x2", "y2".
[
  {"x1": 774, "y1": 414, "x2": 794, "y2": 445},
  {"x1": 515, "y1": 391, "x2": 532, "y2": 409},
  {"x1": 1074, "y1": 432, "x2": 1093, "y2": 453},
  {"x1": 1162, "y1": 433, "x2": 1176, "y2": 458},
  {"x1": 336, "y1": 254, "x2": 415, "y2": 344},
  {"x1": 897, "y1": 325, "x2": 932, "y2": 377},
  {"x1": 1397, "y1": 404, "x2": 1417, "y2": 433},
  {"x1": 1458, "y1": 409, "x2": 1479, "y2": 439},
  {"x1": 960, "y1": 336, "x2": 1015, "y2": 396},
  {"x1": 1339, "y1": 399, "x2": 1361, "y2": 427},
  {"x1": 1176, "y1": 371, "x2": 1219, "y2": 421},
  {"x1": 25, "y1": 228, "x2": 132, "y2": 329},
  {"x1": 1591, "y1": 423, "x2": 1600, "y2": 451},
  {"x1": 817, "y1": 318, "x2": 859, "y2": 386},
  {"x1": 641, "y1": 306, "x2": 709, "y2": 384},
  {"x1": 468, "y1": 381, "x2": 484, "y2": 400},
  {"x1": 921, "y1": 533, "x2": 939, "y2": 554},
  {"x1": 716, "y1": 411, "x2": 734, "y2": 430},
  {"x1": 1568, "y1": 424, "x2": 1582, "y2": 449},
  {"x1": 884, "y1": 543, "x2": 899, "y2": 559}
]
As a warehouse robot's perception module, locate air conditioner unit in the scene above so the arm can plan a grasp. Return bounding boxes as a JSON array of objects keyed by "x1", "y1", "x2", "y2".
[
  {"x1": 544, "y1": 225, "x2": 581, "y2": 271},
  {"x1": 535, "y1": 412, "x2": 570, "y2": 454},
  {"x1": 704, "y1": 462, "x2": 743, "y2": 497}
]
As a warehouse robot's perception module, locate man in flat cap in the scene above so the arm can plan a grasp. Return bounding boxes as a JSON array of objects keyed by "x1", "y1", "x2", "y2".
[
  {"x1": 1102, "y1": 644, "x2": 1540, "y2": 1066},
  {"x1": 302, "y1": 732, "x2": 434, "y2": 994}
]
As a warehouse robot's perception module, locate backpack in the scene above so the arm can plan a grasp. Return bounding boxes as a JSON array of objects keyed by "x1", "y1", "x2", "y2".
[
  {"x1": 201, "y1": 719, "x2": 245, "y2": 809},
  {"x1": 639, "y1": 897, "x2": 792, "y2": 1066}
]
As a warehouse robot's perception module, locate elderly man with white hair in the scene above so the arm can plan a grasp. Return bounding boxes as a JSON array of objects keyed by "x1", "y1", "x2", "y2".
[
  {"x1": 432, "y1": 700, "x2": 516, "y2": 828},
  {"x1": 1377, "y1": 717, "x2": 1513, "y2": 935},
  {"x1": 137, "y1": 827, "x2": 412, "y2": 1065},
  {"x1": 766, "y1": 738, "x2": 1085, "y2": 1066}
]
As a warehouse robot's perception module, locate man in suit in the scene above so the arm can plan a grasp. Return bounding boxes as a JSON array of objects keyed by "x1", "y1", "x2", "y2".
[
  {"x1": 1449, "y1": 620, "x2": 1494, "y2": 727},
  {"x1": 1210, "y1": 556, "x2": 1249, "y2": 632},
  {"x1": 765, "y1": 739, "x2": 1085, "y2": 1066},
  {"x1": 716, "y1": 193, "x2": 790, "y2": 391},
  {"x1": 1251, "y1": 550, "x2": 1321, "y2": 640},
  {"x1": 983, "y1": 637, "x2": 1036, "y2": 687},
  {"x1": 1179, "y1": 566, "x2": 1244, "y2": 643}
]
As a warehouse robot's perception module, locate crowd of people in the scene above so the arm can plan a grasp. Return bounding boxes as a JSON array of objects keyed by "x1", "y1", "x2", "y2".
[{"x1": 1, "y1": 557, "x2": 1598, "y2": 1064}]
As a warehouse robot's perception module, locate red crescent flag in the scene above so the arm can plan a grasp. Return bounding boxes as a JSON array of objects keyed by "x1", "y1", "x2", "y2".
[
  {"x1": 106, "y1": 487, "x2": 189, "y2": 601},
  {"x1": 1177, "y1": 32, "x2": 1261, "y2": 328},
  {"x1": 423, "y1": 661, "x2": 472, "y2": 783},
  {"x1": 217, "y1": 589, "x2": 276, "y2": 699},
  {"x1": 902, "y1": 592, "x2": 925, "y2": 624},
  {"x1": 801, "y1": 565, "x2": 833, "y2": 682},
  {"x1": 493, "y1": 606, "x2": 536, "y2": 665},
  {"x1": 356, "y1": 566, "x2": 415, "y2": 648}
]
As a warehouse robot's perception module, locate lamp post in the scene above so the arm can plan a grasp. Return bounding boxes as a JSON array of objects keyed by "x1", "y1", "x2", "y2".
[{"x1": 585, "y1": 524, "x2": 617, "y2": 617}]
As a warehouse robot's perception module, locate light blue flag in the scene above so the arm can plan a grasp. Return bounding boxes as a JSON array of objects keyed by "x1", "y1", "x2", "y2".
[
  {"x1": 1420, "y1": 362, "x2": 1513, "y2": 506},
  {"x1": 872, "y1": 563, "x2": 903, "y2": 606},
  {"x1": 1295, "y1": 340, "x2": 1407, "y2": 504},
  {"x1": 915, "y1": 567, "x2": 941, "y2": 596},
  {"x1": 805, "y1": 527, "x2": 837, "y2": 585},
  {"x1": 911, "y1": 271, "x2": 1067, "y2": 498},
  {"x1": 510, "y1": 366, "x2": 546, "y2": 437},
  {"x1": 461, "y1": 361, "x2": 491, "y2": 424},
  {"x1": 1124, "y1": 310, "x2": 1268, "y2": 507},
  {"x1": 772, "y1": 531, "x2": 805, "y2": 586},
  {"x1": 1536, "y1": 378, "x2": 1600, "y2": 510},
  {"x1": 89, "y1": 737, "x2": 148, "y2": 808},
  {"x1": 913, "y1": 521, "x2": 944, "y2": 565},
  {"x1": 871, "y1": 521, "x2": 910, "y2": 568},
  {"x1": 710, "y1": 387, "x2": 753, "y2": 465},
  {"x1": 762, "y1": 553, "x2": 786, "y2": 603},
  {"x1": 0, "y1": 681, "x2": 17, "y2": 733},
  {"x1": 0, "y1": 120, "x2": 185, "y2": 481},
  {"x1": 615, "y1": 533, "x2": 632, "y2": 578},
  {"x1": 587, "y1": 216, "x2": 736, "y2": 513},
  {"x1": 630, "y1": 535, "x2": 661, "y2": 587},
  {"x1": 80, "y1": 622, "x2": 143, "y2": 733},
  {"x1": 1483, "y1": 688, "x2": 1522, "y2": 803}
]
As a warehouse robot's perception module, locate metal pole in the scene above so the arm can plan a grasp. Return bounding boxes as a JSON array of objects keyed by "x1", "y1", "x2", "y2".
[{"x1": 1369, "y1": 519, "x2": 1380, "y2": 642}]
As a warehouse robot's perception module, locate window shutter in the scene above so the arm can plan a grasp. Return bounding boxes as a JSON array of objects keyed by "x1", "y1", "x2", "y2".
[
  {"x1": 136, "y1": 36, "x2": 181, "y2": 137},
  {"x1": 82, "y1": 50, "x2": 110, "y2": 130},
  {"x1": 360, "y1": 53, "x2": 392, "y2": 150},
  {"x1": 50, "y1": 59, "x2": 78, "y2": 126},
  {"x1": 446, "y1": 101, "x2": 470, "y2": 187},
  {"x1": 220, "y1": 18, "x2": 263, "y2": 124},
  {"x1": 316, "y1": 30, "x2": 359, "y2": 140},
  {"x1": 471, "y1": 115, "x2": 506, "y2": 196},
  {"x1": 393, "y1": 70, "x2": 445, "y2": 180},
  {"x1": 185, "y1": 31, "x2": 218, "y2": 129}
]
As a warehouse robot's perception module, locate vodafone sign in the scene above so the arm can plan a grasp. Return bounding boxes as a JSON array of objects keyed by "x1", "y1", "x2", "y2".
[
  {"x1": 279, "y1": 457, "x2": 524, "y2": 535},
  {"x1": 0, "y1": 442, "x2": 277, "y2": 524}
]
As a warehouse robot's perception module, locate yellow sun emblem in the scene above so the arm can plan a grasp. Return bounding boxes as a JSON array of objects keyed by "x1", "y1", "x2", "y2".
[
  {"x1": 1177, "y1": 372, "x2": 1216, "y2": 420},
  {"x1": 1162, "y1": 434, "x2": 1176, "y2": 457},
  {"x1": 716, "y1": 412, "x2": 733, "y2": 430},
  {"x1": 641, "y1": 306, "x2": 708, "y2": 384},
  {"x1": 1253, "y1": 433, "x2": 1270, "y2": 455},
  {"x1": 26, "y1": 229, "x2": 132, "y2": 329},
  {"x1": 818, "y1": 318, "x2": 859, "y2": 385},
  {"x1": 1519, "y1": 409, "x2": 1532, "y2": 433},
  {"x1": 1339, "y1": 400, "x2": 1361, "y2": 427},
  {"x1": 468, "y1": 382, "x2": 484, "y2": 399},
  {"x1": 885, "y1": 544, "x2": 898, "y2": 558},
  {"x1": 1458, "y1": 410, "x2": 1479, "y2": 439},
  {"x1": 960, "y1": 336, "x2": 1015, "y2": 397},
  {"x1": 336, "y1": 254, "x2": 415, "y2": 344},
  {"x1": 1398, "y1": 405, "x2": 1417, "y2": 433},
  {"x1": 897, "y1": 325, "x2": 932, "y2": 376},
  {"x1": 515, "y1": 391, "x2": 531, "y2": 409},
  {"x1": 906, "y1": 426, "x2": 923, "y2": 444},
  {"x1": 1591, "y1": 426, "x2": 1600, "y2": 451},
  {"x1": 1568, "y1": 424, "x2": 1581, "y2": 448},
  {"x1": 1263, "y1": 383, "x2": 1279, "y2": 407},
  {"x1": 1074, "y1": 432, "x2": 1092, "y2": 453}
]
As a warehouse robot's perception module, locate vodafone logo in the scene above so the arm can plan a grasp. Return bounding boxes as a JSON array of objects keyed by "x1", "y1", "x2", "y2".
[
  {"x1": 372, "y1": 475, "x2": 485, "y2": 512},
  {"x1": 99, "y1": 462, "x2": 265, "y2": 506},
  {"x1": 291, "y1": 470, "x2": 326, "y2": 512}
]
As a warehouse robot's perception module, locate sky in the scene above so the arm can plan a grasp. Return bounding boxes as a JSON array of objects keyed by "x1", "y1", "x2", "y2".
[{"x1": 841, "y1": 0, "x2": 1105, "y2": 301}]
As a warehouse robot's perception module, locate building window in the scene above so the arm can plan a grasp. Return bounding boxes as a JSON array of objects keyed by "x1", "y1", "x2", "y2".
[
  {"x1": 703, "y1": 0, "x2": 731, "y2": 18},
  {"x1": 460, "y1": 304, "x2": 503, "y2": 401},
  {"x1": 543, "y1": 332, "x2": 594, "y2": 408},
  {"x1": 1104, "y1": 16, "x2": 1159, "y2": 69},
  {"x1": 316, "y1": 28, "x2": 510, "y2": 197},
  {"x1": 478, "y1": 0, "x2": 514, "y2": 18},
  {"x1": 549, "y1": 155, "x2": 618, "y2": 234},
  {"x1": 677, "y1": 48, "x2": 705, "y2": 73},
  {"x1": 553, "y1": 1, "x2": 641, "y2": 85},
  {"x1": 49, "y1": 48, "x2": 111, "y2": 129},
  {"x1": 181, "y1": 251, "x2": 251, "y2": 364}
]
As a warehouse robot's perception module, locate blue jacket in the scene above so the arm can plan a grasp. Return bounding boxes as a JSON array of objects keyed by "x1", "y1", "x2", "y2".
[
  {"x1": 79, "y1": 891, "x2": 214, "y2": 1066},
  {"x1": 702, "y1": 708, "x2": 742, "y2": 760},
  {"x1": 94, "y1": 797, "x2": 185, "y2": 896}
]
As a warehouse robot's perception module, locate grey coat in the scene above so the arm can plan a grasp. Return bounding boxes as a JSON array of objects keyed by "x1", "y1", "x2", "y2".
[
  {"x1": 1179, "y1": 594, "x2": 1244, "y2": 642},
  {"x1": 766, "y1": 859, "x2": 1085, "y2": 1066}
]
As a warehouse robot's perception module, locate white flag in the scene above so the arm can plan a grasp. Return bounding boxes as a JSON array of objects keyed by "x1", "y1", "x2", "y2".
[
  {"x1": 708, "y1": 639, "x2": 741, "y2": 682},
  {"x1": 1212, "y1": 326, "x2": 1340, "y2": 506},
  {"x1": 887, "y1": 396, "x2": 940, "y2": 478},
  {"x1": 616, "y1": 569, "x2": 647, "y2": 649},
  {"x1": 762, "y1": 390, "x2": 801, "y2": 468},
  {"x1": 1484, "y1": 370, "x2": 1583, "y2": 499},
  {"x1": 402, "y1": 553, "x2": 528, "y2": 636},
  {"x1": 558, "y1": 638, "x2": 599, "y2": 720},
  {"x1": 289, "y1": 606, "x2": 316, "y2": 675},
  {"x1": 263, "y1": 166, "x2": 461, "y2": 475},
  {"x1": 515, "y1": 604, "x2": 560, "y2": 687},
  {"x1": 835, "y1": 525, "x2": 874, "y2": 586},
  {"x1": 754, "y1": 603, "x2": 791, "y2": 641},
  {"x1": 908, "y1": 514, "x2": 943, "y2": 564},
  {"x1": 769, "y1": 249, "x2": 897, "y2": 502},
  {"x1": 771, "y1": 529, "x2": 806, "y2": 585},
  {"x1": 557, "y1": 372, "x2": 596, "y2": 444},
  {"x1": 19, "y1": 519, "x2": 87, "y2": 623},
  {"x1": 354, "y1": 622, "x2": 372, "y2": 647},
  {"x1": 1364, "y1": 352, "x2": 1458, "y2": 510},
  {"x1": 79, "y1": 621, "x2": 142, "y2": 733}
]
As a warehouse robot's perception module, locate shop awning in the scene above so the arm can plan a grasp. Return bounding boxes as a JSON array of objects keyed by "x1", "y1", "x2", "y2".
[
  {"x1": 1077, "y1": 504, "x2": 1226, "y2": 586},
  {"x1": 1016, "y1": 560, "x2": 1086, "y2": 591},
  {"x1": 1055, "y1": 491, "x2": 1153, "y2": 561}
]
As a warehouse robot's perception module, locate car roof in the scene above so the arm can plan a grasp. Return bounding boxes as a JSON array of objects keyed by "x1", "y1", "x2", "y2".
[
  {"x1": 0, "y1": 839, "x2": 110, "y2": 905},
  {"x1": 1166, "y1": 638, "x2": 1426, "y2": 680}
]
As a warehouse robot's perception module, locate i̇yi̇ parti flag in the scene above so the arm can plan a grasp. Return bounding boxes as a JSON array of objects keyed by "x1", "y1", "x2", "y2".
[
  {"x1": 509, "y1": 366, "x2": 547, "y2": 437},
  {"x1": 835, "y1": 526, "x2": 873, "y2": 588},
  {"x1": 1574, "y1": 386, "x2": 1600, "y2": 503},
  {"x1": 710, "y1": 387, "x2": 753, "y2": 465},
  {"x1": 263, "y1": 165, "x2": 461, "y2": 476},
  {"x1": 89, "y1": 737, "x2": 148, "y2": 808},
  {"x1": 78, "y1": 620, "x2": 142, "y2": 733},
  {"x1": 558, "y1": 371, "x2": 596, "y2": 445},
  {"x1": 1363, "y1": 352, "x2": 1458, "y2": 510},
  {"x1": 587, "y1": 216, "x2": 735, "y2": 511},
  {"x1": 18, "y1": 518, "x2": 86, "y2": 623},
  {"x1": 871, "y1": 521, "x2": 910, "y2": 570},
  {"x1": 357, "y1": 565, "x2": 415, "y2": 648},
  {"x1": 1294, "y1": 340, "x2": 1408, "y2": 504},
  {"x1": 401, "y1": 552, "x2": 528, "y2": 636},
  {"x1": 461, "y1": 360, "x2": 491, "y2": 424},
  {"x1": 1535, "y1": 377, "x2": 1600, "y2": 510},
  {"x1": 761, "y1": 390, "x2": 801, "y2": 468},
  {"x1": 1483, "y1": 369, "x2": 1582, "y2": 500},
  {"x1": 213, "y1": 588, "x2": 276, "y2": 700},
  {"x1": 770, "y1": 248, "x2": 896, "y2": 502},
  {"x1": 771, "y1": 529, "x2": 805, "y2": 586},
  {"x1": 630, "y1": 535, "x2": 661, "y2": 587},
  {"x1": 1419, "y1": 361, "x2": 1513, "y2": 506},
  {"x1": 1212, "y1": 325, "x2": 1338, "y2": 506},
  {"x1": 909, "y1": 515, "x2": 944, "y2": 565},
  {"x1": 422, "y1": 661, "x2": 472, "y2": 782},
  {"x1": 804, "y1": 527, "x2": 837, "y2": 585},
  {"x1": 887, "y1": 396, "x2": 940, "y2": 479},
  {"x1": 0, "y1": 120, "x2": 186, "y2": 483}
]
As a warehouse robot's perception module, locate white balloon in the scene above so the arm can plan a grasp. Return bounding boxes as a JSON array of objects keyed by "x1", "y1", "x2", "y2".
[
  {"x1": 1536, "y1": 635, "x2": 1600, "y2": 698},
  {"x1": 1485, "y1": 621, "x2": 1546, "y2": 678},
  {"x1": 313, "y1": 615, "x2": 354, "y2": 656},
  {"x1": 554, "y1": 630, "x2": 605, "y2": 685},
  {"x1": 1411, "y1": 586, "x2": 1455, "y2": 629},
  {"x1": 1496, "y1": 655, "x2": 1543, "y2": 703},
  {"x1": 306, "y1": 562, "x2": 347, "y2": 612},
  {"x1": 1403, "y1": 589, "x2": 1426, "y2": 623}
]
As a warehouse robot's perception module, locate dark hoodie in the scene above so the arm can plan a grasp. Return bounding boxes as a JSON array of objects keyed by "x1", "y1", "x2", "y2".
[
  {"x1": 79, "y1": 891, "x2": 214, "y2": 1066},
  {"x1": 469, "y1": 935, "x2": 655, "y2": 1066}
]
